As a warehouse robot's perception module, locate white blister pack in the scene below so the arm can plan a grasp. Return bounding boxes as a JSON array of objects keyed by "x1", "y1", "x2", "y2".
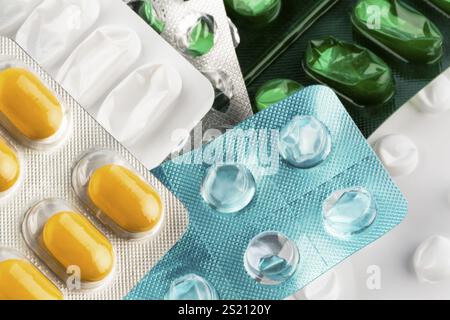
[
  {"x1": 150, "y1": 0, "x2": 253, "y2": 129},
  {"x1": 0, "y1": 0, "x2": 214, "y2": 170},
  {"x1": 0, "y1": 37, "x2": 188, "y2": 300},
  {"x1": 294, "y1": 67, "x2": 450, "y2": 300}
]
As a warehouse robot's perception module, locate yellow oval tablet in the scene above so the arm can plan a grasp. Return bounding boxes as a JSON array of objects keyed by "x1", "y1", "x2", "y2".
[
  {"x1": 0, "y1": 259, "x2": 63, "y2": 300},
  {"x1": 42, "y1": 211, "x2": 114, "y2": 283},
  {"x1": 0, "y1": 67, "x2": 63, "y2": 140},
  {"x1": 88, "y1": 164, "x2": 163, "y2": 234},
  {"x1": 0, "y1": 139, "x2": 20, "y2": 192}
]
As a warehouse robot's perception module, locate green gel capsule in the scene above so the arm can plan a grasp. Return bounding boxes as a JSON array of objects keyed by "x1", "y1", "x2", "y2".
[
  {"x1": 429, "y1": 0, "x2": 450, "y2": 15},
  {"x1": 255, "y1": 79, "x2": 303, "y2": 112},
  {"x1": 351, "y1": 0, "x2": 444, "y2": 64},
  {"x1": 304, "y1": 37, "x2": 395, "y2": 107},
  {"x1": 128, "y1": 0, "x2": 165, "y2": 34},
  {"x1": 225, "y1": 0, "x2": 282, "y2": 24}
]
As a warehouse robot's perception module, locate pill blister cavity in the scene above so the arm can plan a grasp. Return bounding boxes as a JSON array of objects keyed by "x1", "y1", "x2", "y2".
[
  {"x1": 165, "y1": 274, "x2": 218, "y2": 300},
  {"x1": 127, "y1": 0, "x2": 165, "y2": 34},
  {"x1": 0, "y1": 137, "x2": 21, "y2": 195},
  {"x1": 304, "y1": 36, "x2": 395, "y2": 107},
  {"x1": 351, "y1": 0, "x2": 444, "y2": 64},
  {"x1": 0, "y1": 65, "x2": 69, "y2": 148},
  {"x1": 244, "y1": 231, "x2": 300, "y2": 285},
  {"x1": 202, "y1": 69, "x2": 234, "y2": 113},
  {"x1": 412, "y1": 72, "x2": 450, "y2": 114},
  {"x1": 22, "y1": 199, "x2": 115, "y2": 289},
  {"x1": 72, "y1": 149, "x2": 164, "y2": 239},
  {"x1": 175, "y1": 12, "x2": 217, "y2": 57},
  {"x1": 96, "y1": 63, "x2": 183, "y2": 147},
  {"x1": 255, "y1": 79, "x2": 303, "y2": 112},
  {"x1": 15, "y1": 0, "x2": 101, "y2": 69},
  {"x1": 279, "y1": 115, "x2": 332, "y2": 169},
  {"x1": 201, "y1": 164, "x2": 256, "y2": 214},
  {"x1": 413, "y1": 235, "x2": 450, "y2": 284},
  {"x1": 225, "y1": 0, "x2": 282, "y2": 24},
  {"x1": 0, "y1": 247, "x2": 63, "y2": 300},
  {"x1": 323, "y1": 187, "x2": 377, "y2": 238},
  {"x1": 374, "y1": 134, "x2": 419, "y2": 177},
  {"x1": 56, "y1": 26, "x2": 142, "y2": 107},
  {"x1": 0, "y1": 0, "x2": 42, "y2": 35}
]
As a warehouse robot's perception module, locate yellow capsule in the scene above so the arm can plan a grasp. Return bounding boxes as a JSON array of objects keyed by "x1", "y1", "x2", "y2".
[
  {"x1": 0, "y1": 67, "x2": 63, "y2": 140},
  {"x1": 0, "y1": 138, "x2": 20, "y2": 192},
  {"x1": 0, "y1": 259, "x2": 63, "y2": 300},
  {"x1": 42, "y1": 211, "x2": 114, "y2": 283},
  {"x1": 88, "y1": 164, "x2": 163, "y2": 234}
]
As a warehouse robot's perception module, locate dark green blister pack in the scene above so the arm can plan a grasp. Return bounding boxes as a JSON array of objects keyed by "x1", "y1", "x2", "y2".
[{"x1": 231, "y1": 0, "x2": 450, "y2": 137}]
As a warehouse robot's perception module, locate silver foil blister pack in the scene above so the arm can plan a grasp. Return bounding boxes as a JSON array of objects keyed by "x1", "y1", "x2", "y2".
[
  {"x1": 148, "y1": 0, "x2": 253, "y2": 131},
  {"x1": 0, "y1": 37, "x2": 188, "y2": 300}
]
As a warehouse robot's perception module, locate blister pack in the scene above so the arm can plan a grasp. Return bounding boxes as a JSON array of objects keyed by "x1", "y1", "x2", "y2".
[
  {"x1": 125, "y1": 85, "x2": 407, "y2": 300},
  {"x1": 239, "y1": 0, "x2": 450, "y2": 137},
  {"x1": 0, "y1": 0, "x2": 215, "y2": 170},
  {"x1": 126, "y1": 0, "x2": 253, "y2": 132},
  {"x1": 0, "y1": 37, "x2": 188, "y2": 300},
  {"x1": 295, "y1": 67, "x2": 450, "y2": 300}
]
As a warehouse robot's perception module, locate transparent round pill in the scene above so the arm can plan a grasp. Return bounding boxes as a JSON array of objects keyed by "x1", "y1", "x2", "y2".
[
  {"x1": 279, "y1": 115, "x2": 332, "y2": 168},
  {"x1": 244, "y1": 231, "x2": 300, "y2": 285},
  {"x1": 201, "y1": 164, "x2": 256, "y2": 214},
  {"x1": 165, "y1": 274, "x2": 218, "y2": 300},
  {"x1": 323, "y1": 187, "x2": 377, "y2": 238}
]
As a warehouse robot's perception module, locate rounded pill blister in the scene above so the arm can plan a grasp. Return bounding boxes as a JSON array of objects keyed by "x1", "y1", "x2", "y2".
[
  {"x1": 72, "y1": 149, "x2": 164, "y2": 239},
  {"x1": 373, "y1": 134, "x2": 419, "y2": 177},
  {"x1": 165, "y1": 274, "x2": 218, "y2": 300},
  {"x1": 0, "y1": 247, "x2": 63, "y2": 300},
  {"x1": 279, "y1": 115, "x2": 332, "y2": 169},
  {"x1": 201, "y1": 163, "x2": 256, "y2": 214},
  {"x1": 22, "y1": 198, "x2": 116, "y2": 290},
  {"x1": 323, "y1": 187, "x2": 377, "y2": 238},
  {"x1": 244, "y1": 231, "x2": 300, "y2": 285},
  {"x1": 413, "y1": 235, "x2": 450, "y2": 284},
  {"x1": 0, "y1": 135, "x2": 22, "y2": 198}
]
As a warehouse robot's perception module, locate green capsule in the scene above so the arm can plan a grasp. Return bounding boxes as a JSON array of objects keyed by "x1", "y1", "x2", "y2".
[
  {"x1": 187, "y1": 16, "x2": 216, "y2": 57},
  {"x1": 128, "y1": 0, "x2": 165, "y2": 34},
  {"x1": 429, "y1": 0, "x2": 450, "y2": 15},
  {"x1": 225, "y1": 0, "x2": 282, "y2": 24},
  {"x1": 304, "y1": 37, "x2": 395, "y2": 107},
  {"x1": 351, "y1": 0, "x2": 443, "y2": 64},
  {"x1": 255, "y1": 79, "x2": 303, "y2": 112}
]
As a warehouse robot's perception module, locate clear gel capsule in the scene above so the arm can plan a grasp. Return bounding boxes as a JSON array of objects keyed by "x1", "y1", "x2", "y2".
[
  {"x1": 323, "y1": 187, "x2": 377, "y2": 238},
  {"x1": 22, "y1": 199, "x2": 115, "y2": 289},
  {"x1": 279, "y1": 115, "x2": 332, "y2": 168},
  {"x1": 0, "y1": 137, "x2": 20, "y2": 193},
  {"x1": 201, "y1": 164, "x2": 256, "y2": 214},
  {"x1": 244, "y1": 231, "x2": 300, "y2": 285},
  {"x1": 72, "y1": 150, "x2": 164, "y2": 239},
  {"x1": 0, "y1": 67, "x2": 63, "y2": 141},
  {"x1": 165, "y1": 274, "x2": 218, "y2": 300},
  {"x1": 0, "y1": 248, "x2": 63, "y2": 300}
]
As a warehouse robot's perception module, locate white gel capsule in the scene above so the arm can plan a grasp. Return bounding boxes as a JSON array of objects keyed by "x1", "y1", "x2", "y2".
[
  {"x1": 56, "y1": 26, "x2": 142, "y2": 107},
  {"x1": 0, "y1": 0, "x2": 42, "y2": 35},
  {"x1": 413, "y1": 235, "x2": 450, "y2": 284},
  {"x1": 412, "y1": 72, "x2": 450, "y2": 114},
  {"x1": 373, "y1": 134, "x2": 419, "y2": 177},
  {"x1": 96, "y1": 63, "x2": 182, "y2": 145},
  {"x1": 16, "y1": 0, "x2": 101, "y2": 69}
]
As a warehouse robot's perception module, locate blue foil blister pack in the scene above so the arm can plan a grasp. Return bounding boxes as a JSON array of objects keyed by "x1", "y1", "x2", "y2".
[{"x1": 126, "y1": 85, "x2": 408, "y2": 300}]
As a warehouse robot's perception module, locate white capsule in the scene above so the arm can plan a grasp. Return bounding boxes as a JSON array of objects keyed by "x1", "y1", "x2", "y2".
[
  {"x1": 413, "y1": 235, "x2": 450, "y2": 284},
  {"x1": 373, "y1": 134, "x2": 419, "y2": 177}
]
